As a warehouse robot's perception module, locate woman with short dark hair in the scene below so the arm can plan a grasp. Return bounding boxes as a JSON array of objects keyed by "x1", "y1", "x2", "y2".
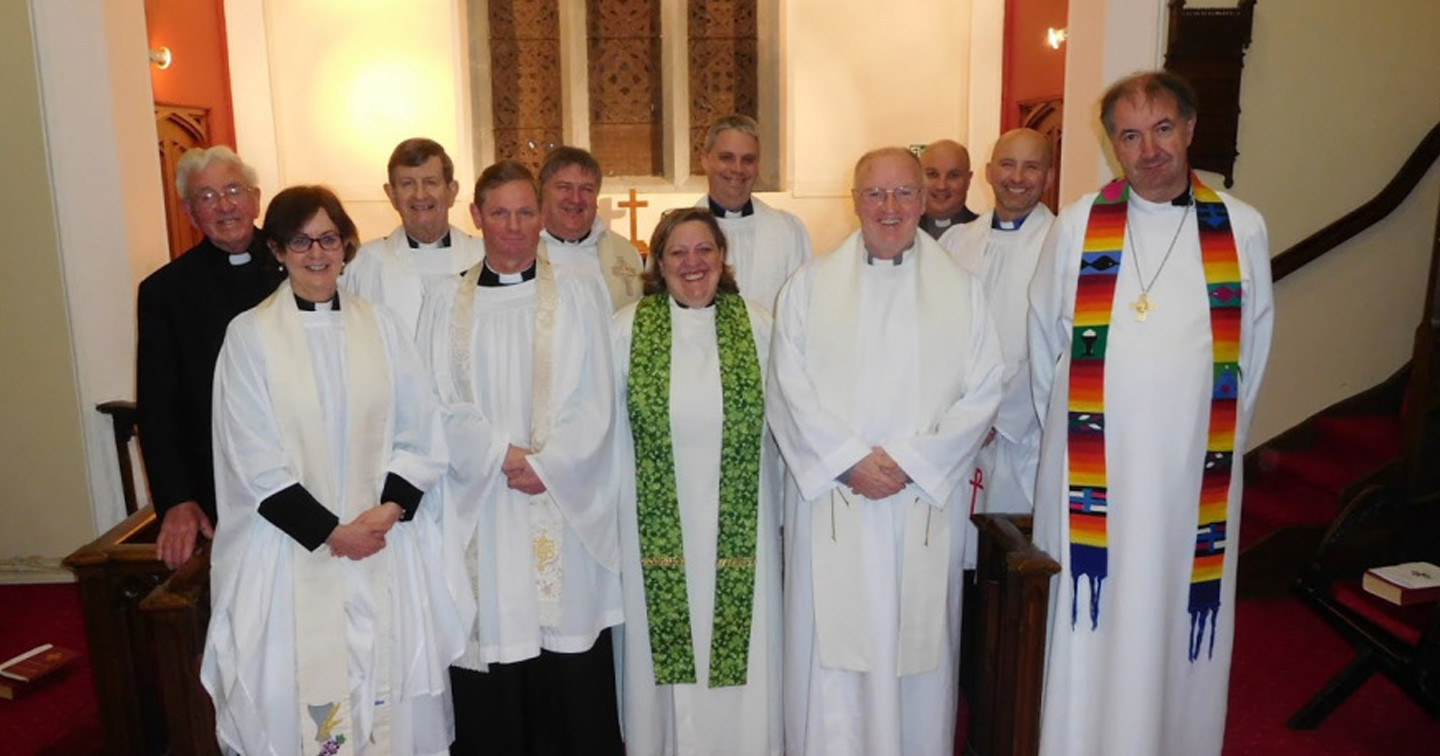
[{"x1": 202, "y1": 186, "x2": 466, "y2": 756}]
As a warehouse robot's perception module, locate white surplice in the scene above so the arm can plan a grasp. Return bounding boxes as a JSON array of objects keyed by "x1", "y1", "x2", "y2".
[
  {"x1": 542, "y1": 220, "x2": 645, "y2": 313},
  {"x1": 1028, "y1": 189, "x2": 1274, "y2": 756},
  {"x1": 202, "y1": 289, "x2": 465, "y2": 756},
  {"x1": 612, "y1": 296, "x2": 784, "y2": 756},
  {"x1": 418, "y1": 263, "x2": 623, "y2": 669},
  {"x1": 341, "y1": 225, "x2": 484, "y2": 339},
  {"x1": 768, "y1": 232, "x2": 1003, "y2": 756},
  {"x1": 941, "y1": 206, "x2": 1056, "y2": 563},
  {"x1": 698, "y1": 196, "x2": 812, "y2": 311}
]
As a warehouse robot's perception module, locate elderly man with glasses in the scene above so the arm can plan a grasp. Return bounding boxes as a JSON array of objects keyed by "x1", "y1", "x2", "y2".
[
  {"x1": 137, "y1": 145, "x2": 284, "y2": 569},
  {"x1": 766, "y1": 146, "x2": 1003, "y2": 755}
]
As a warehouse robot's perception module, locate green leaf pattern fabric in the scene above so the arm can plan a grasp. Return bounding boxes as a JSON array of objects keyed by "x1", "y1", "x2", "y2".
[{"x1": 627, "y1": 292, "x2": 763, "y2": 687}]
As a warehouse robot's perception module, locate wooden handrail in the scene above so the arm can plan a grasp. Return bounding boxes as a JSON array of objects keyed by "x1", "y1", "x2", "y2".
[{"x1": 1272, "y1": 120, "x2": 1440, "y2": 282}]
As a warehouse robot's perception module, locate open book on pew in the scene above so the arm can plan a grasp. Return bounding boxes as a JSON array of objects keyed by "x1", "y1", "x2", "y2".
[{"x1": 1362, "y1": 561, "x2": 1440, "y2": 606}]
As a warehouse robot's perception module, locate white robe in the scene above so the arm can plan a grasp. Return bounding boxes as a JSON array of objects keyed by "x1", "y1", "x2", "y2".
[
  {"x1": 698, "y1": 196, "x2": 812, "y2": 311},
  {"x1": 1028, "y1": 189, "x2": 1274, "y2": 756},
  {"x1": 941, "y1": 206, "x2": 1056, "y2": 563},
  {"x1": 612, "y1": 296, "x2": 784, "y2": 756},
  {"x1": 341, "y1": 225, "x2": 484, "y2": 339},
  {"x1": 418, "y1": 264, "x2": 624, "y2": 669},
  {"x1": 542, "y1": 220, "x2": 645, "y2": 313},
  {"x1": 202, "y1": 294, "x2": 464, "y2": 756},
  {"x1": 768, "y1": 232, "x2": 1003, "y2": 756}
]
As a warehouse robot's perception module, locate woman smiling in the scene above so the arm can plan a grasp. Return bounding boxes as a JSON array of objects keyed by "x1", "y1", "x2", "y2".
[
  {"x1": 202, "y1": 186, "x2": 466, "y2": 756},
  {"x1": 612, "y1": 208, "x2": 785, "y2": 756}
]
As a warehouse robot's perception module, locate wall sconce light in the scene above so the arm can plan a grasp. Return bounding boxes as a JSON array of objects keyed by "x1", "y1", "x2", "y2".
[
  {"x1": 1046, "y1": 28, "x2": 1067, "y2": 49},
  {"x1": 149, "y1": 46, "x2": 172, "y2": 69}
]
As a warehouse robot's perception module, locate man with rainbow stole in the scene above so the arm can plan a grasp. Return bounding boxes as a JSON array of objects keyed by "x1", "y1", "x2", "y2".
[{"x1": 1028, "y1": 71, "x2": 1274, "y2": 756}]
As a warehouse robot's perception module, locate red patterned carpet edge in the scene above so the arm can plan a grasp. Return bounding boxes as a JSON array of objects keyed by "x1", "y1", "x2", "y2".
[{"x1": 0, "y1": 583, "x2": 103, "y2": 755}]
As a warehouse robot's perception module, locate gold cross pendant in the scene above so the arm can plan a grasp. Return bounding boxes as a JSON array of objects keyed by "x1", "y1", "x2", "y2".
[{"x1": 1130, "y1": 292, "x2": 1155, "y2": 322}]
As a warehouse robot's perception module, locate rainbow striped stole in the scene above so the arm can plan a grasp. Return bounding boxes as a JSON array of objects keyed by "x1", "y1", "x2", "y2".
[{"x1": 1066, "y1": 174, "x2": 1241, "y2": 661}]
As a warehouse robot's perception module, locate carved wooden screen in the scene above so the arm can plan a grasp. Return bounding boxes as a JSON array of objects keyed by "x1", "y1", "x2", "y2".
[
  {"x1": 687, "y1": 0, "x2": 759, "y2": 174},
  {"x1": 587, "y1": 0, "x2": 663, "y2": 176},
  {"x1": 489, "y1": 0, "x2": 564, "y2": 173},
  {"x1": 1163, "y1": 0, "x2": 1256, "y2": 188}
]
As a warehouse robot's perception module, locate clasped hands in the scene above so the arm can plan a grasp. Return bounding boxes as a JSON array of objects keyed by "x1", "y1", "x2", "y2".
[
  {"x1": 503, "y1": 445, "x2": 548, "y2": 495},
  {"x1": 326, "y1": 502, "x2": 403, "y2": 560},
  {"x1": 842, "y1": 447, "x2": 910, "y2": 500}
]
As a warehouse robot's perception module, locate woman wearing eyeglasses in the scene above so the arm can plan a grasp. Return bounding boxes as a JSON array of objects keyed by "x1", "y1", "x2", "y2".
[
  {"x1": 612, "y1": 207, "x2": 784, "y2": 756},
  {"x1": 202, "y1": 185, "x2": 467, "y2": 756}
]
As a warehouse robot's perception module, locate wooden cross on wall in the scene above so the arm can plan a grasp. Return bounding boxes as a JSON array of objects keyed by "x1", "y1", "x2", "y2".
[{"x1": 618, "y1": 189, "x2": 649, "y2": 255}]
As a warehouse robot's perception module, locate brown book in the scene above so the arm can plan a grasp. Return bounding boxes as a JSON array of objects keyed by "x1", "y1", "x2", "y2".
[
  {"x1": 0, "y1": 643, "x2": 80, "y2": 699},
  {"x1": 1363, "y1": 562, "x2": 1440, "y2": 607}
]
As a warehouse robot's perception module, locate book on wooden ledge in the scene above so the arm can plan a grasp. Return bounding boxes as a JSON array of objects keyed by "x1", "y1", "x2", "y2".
[
  {"x1": 0, "y1": 643, "x2": 80, "y2": 699},
  {"x1": 1363, "y1": 561, "x2": 1440, "y2": 607}
]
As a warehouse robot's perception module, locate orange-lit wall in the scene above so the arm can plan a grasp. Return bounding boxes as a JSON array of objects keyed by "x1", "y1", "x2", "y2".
[
  {"x1": 1002, "y1": 0, "x2": 1068, "y2": 132},
  {"x1": 145, "y1": 0, "x2": 235, "y2": 148}
]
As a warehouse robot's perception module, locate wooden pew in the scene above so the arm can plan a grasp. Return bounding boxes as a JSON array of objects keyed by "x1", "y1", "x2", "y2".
[
  {"x1": 63, "y1": 508, "x2": 218, "y2": 755},
  {"x1": 967, "y1": 514, "x2": 1060, "y2": 756}
]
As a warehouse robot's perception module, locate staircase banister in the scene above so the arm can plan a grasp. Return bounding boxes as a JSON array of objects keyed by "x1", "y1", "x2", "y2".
[{"x1": 1272, "y1": 120, "x2": 1440, "y2": 282}]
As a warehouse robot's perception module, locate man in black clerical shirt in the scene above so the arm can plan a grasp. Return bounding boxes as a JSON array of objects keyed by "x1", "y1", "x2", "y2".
[
  {"x1": 137, "y1": 146, "x2": 282, "y2": 569},
  {"x1": 919, "y1": 138, "x2": 980, "y2": 239}
]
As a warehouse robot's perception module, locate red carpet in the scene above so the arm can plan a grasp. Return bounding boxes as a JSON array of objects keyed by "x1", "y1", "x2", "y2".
[
  {"x1": 0, "y1": 582, "x2": 103, "y2": 755},
  {"x1": 1224, "y1": 595, "x2": 1440, "y2": 755},
  {"x1": 4, "y1": 583, "x2": 1437, "y2": 755}
]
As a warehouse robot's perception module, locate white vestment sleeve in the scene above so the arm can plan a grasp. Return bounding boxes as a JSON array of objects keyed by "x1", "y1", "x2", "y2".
[
  {"x1": 883, "y1": 289, "x2": 1005, "y2": 508},
  {"x1": 1234, "y1": 201, "x2": 1274, "y2": 421},
  {"x1": 524, "y1": 274, "x2": 622, "y2": 570},
  {"x1": 377, "y1": 309, "x2": 448, "y2": 499},
  {"x1": 1028, "y1": 205, "x2": 1082, "y2": 429},
  {"x1": 765, "y1": 267, "x2": 872, "y2": 501}
]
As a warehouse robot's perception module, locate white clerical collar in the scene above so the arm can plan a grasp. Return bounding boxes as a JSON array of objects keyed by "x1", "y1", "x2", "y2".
[
  {"x1": 992, "y1": 212, "x2": 1031, "y2": 232},
  {"x1": 933, "y1": 217, "x2": 954, "y2": 229},
  {"x1": 708, "y1": 196, "x2": 755, "y2": 219},
  {"x1": 228, "y1": 251, "x2": 252, "y2": 266},
  {"x1": 551, "y1": 230, "x2": 592, "y2": 245},
  {"x1": 406, "y1": 230, "x2": 452, "y2": 249},
  {"x1": 865, "y1": 243, "x2": 913, "y2": 266}
]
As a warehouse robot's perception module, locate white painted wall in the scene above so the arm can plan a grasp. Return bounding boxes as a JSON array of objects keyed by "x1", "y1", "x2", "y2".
[
  {"x1": 32, "y1": 0, "x2": 168, "y2": 534},
  {"x1": 225, "y1": 0, "x2": 991, "y2": 253}
]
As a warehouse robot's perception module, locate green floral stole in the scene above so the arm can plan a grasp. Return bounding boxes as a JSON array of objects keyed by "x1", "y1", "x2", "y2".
[{"x1": 627, "y1": 292, "x2": 764, "y2": 687}]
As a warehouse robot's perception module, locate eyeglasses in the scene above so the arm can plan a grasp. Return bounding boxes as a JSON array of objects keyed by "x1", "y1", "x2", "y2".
[
  {"x1": 190, "y1": 183, "x2": 253, "y2": 208},
  {"x1": 855, "y1": 185, "x2": 923, "y2": 206},
  {"x1": 285, "y1": 232, "x2": 344, "y2": 253}
]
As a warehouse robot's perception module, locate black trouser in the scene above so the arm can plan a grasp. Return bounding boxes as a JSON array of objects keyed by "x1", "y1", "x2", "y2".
[{"x1": 450, "y1": 628, "x2": 623, "y2": 756}]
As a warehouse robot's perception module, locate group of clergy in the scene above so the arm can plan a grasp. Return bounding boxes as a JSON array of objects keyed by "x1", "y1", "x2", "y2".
[{"x1": 135, "y1": 69, "x2": 1272, "y2": 756}]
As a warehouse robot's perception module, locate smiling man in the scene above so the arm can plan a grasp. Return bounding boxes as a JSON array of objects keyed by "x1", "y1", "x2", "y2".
[
  {"x1": 768, "y1": 146, "x2": 1002, "y2": 755},
  {"x1": 538, "y1": 146, "x2": 643, "y2": 312},
  {"x1": 940, "y1": 128, "x2": 1056, "y2": 533},
  {"x1": 1028, "y1": 71, "x2": 1273, "y2": 756},
  {"x1": 341, "y1": 138, "x2": 483, "y2": 338},
  {"x1": 697, "y1": 114, "x2": 812, "y2": 309},
  {"x1": 417, "y1": 161, "x2": 624, "y2": 756},
  {"x1": 919, "y1": 139, "x2": 980, "y2": 239},
  {"x1": 137, "y1": 146, "x2": 283, "y2": 570}
]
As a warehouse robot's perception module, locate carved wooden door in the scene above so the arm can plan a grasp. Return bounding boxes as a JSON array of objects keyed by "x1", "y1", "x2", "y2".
[{"x1": 155, "y1": 106, "x2": 210, "y2": 260}]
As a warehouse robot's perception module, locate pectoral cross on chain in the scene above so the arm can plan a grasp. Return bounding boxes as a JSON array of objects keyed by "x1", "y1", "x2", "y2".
[
  {"x1": 1130, "y1": 292, "x2": 1156, "y2": 322},
  {"x1": 618, "y1": 188, "x2": 650, "y2": 255}
]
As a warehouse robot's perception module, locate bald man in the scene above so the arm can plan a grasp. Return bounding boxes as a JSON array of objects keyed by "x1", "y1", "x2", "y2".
[
  {"x1": 919, "y1": 139, "x2": 979, "y2": 239},
  {"x1": 941, "y1": 129, "x2": 1056, "y2": 539},
  {"x1": 769, "y1": 146, "x2": 1001, "y2": 755}
]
